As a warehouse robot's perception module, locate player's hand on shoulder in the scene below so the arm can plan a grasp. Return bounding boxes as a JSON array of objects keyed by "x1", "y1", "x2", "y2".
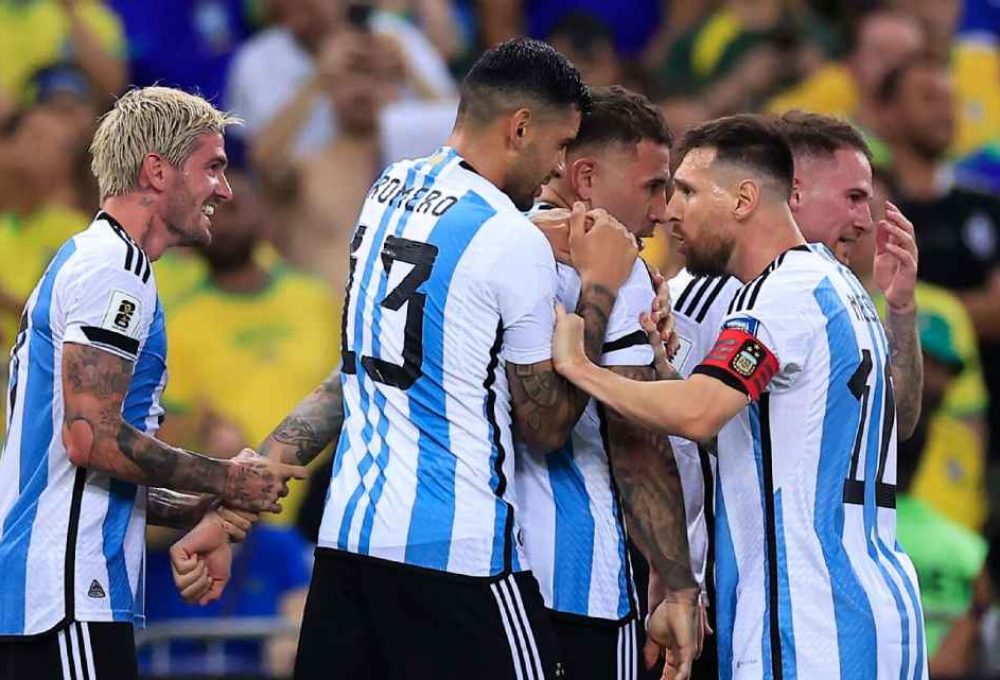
[
  {"x1": 650, "y1": 272, "x2": 680, "y2": 360},
  {"x1": 531, "y1": 208, "x2": 573, "y2": 264},
  {"x1": 223, "y1": 448, "x2": 308, "y2": 513},
  {"x1": 569, "y1": 202, "x2": 638, "y2": 292}
]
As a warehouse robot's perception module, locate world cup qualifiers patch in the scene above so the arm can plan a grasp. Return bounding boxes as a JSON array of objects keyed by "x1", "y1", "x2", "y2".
[
  {"x1": 692, "y1": 327, "x2": 778, "y2": 401},
  {"x1": 100, "y1": 289, "x2": 143, "y2": 338}
]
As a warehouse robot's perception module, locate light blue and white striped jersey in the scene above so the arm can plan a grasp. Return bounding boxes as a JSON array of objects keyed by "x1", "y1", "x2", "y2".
[
  {"x1": 702, "y1": 245, "x2": 927, "y2": 680},
  {"x1": 320, "y1": 147, "x2": 559, "y2": 577},
  {"x1": 0, "y1": 212, "x2": 165, "y2": 636},
  {"x1": 667, "y1": 270, "x2": 741, "y2": 594},
  {"x1": 516, "y1": 258, "x2": 653, "y2": 621}
]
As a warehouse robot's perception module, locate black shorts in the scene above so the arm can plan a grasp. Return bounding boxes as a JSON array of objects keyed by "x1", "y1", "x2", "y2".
[
  {"x1": 0, "y1": 621, "x2": 137, "y2": 680},
  {"x1": 295, "y1": 549, "x2": 562, "y2": 680}
]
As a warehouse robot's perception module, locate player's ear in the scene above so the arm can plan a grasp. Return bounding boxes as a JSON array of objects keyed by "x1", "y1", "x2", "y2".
[
  {"x1": 508, "y1": 108, "x2": 531, "y2": 151},
  {"x1": 732, "y1": 179, "x2": 759, "y2": 221},
  {"x1": 569, "y1": 157, "x2": 596, "y2": 201},
  {"x1": 138, "y1": 152, "x2": 170, "y2": 193},
  {"x1": 788, "y1": 176, "x2": 802, "y2": 213}
]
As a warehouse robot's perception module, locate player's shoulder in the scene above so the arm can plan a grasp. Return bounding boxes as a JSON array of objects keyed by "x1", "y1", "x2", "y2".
[
  {"x1": 70, "y1": 212, "x2": 156, "y2": 286},
  {"x1": 670, "y1": 269, "x2": 740, "y2": 324},
  {"x1": 728, "y1": 245, "x2": 832, "y2": 316}
]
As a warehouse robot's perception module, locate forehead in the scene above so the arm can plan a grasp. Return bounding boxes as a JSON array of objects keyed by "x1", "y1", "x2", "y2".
[
  {"x1": 186, "y1": 131, "x2": 226, "y2": 160},
  {"x1": 800, "y1": 148, "x2": 872, "y2": 187},
  {"x1": 674, "y1": 147, "x2": 717, "y2": 181}
]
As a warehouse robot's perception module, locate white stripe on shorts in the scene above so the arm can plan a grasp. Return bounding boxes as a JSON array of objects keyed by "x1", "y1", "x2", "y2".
[{"x1": 491, "y1": 575, "x2": 546, "y2": 680}]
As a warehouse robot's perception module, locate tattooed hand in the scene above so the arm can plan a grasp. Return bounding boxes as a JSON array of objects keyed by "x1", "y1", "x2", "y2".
[{"x1": 222, "y1": 448, "x2": 308, "y2": 513}]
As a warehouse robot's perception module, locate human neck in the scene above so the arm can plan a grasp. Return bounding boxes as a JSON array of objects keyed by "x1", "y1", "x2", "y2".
[
  {"x1": 892, "y1": 145, "x2": 942, "y2": 201},
  {"x1": 211, "y1": 260, "x2": 270, "y2": 294},
  {"x1": 537, "y1": 179, "x2": 578, "y2": 210},
  {"x1": 100, "y1": 194, "x2": 170, "y2": 261},
  {"x1": 729, "y1": 204, "x2": 806, "y2": 282},
  {"x1": 446, "y1": 124, "x2": 509, "y2": 192}
]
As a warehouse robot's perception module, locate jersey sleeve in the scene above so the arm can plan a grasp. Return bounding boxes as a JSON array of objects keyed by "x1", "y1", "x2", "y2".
[
  {"x1": 599, "y1": 261, "x2": 654, "y2": 367},
  {"x1": 493, "y1": 226, "x2": 558, "y2": 365},
  {"x1": 62, "y1": 261, "x2": 155, "y2": 362},
  {"x1": 692, "y1": 289, "x2": 817, "y2": 401}
]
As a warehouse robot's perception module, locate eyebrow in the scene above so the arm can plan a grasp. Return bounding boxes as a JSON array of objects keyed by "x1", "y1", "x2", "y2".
[{"x1": 209, "y1": 154, "x2": 228, "y2": 168}]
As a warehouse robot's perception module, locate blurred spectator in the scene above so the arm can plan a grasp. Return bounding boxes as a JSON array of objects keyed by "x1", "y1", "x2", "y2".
[
  {"x1": 880, "y1": 56, "x2": 1000, "y2": 466},
  {"x1": 142, "y1": 522, "x2": 311, "y2": 677},
  {"x1": 376, "y1": 0, "x2": 463, "y2": 66},
  {"x1": 0, "y1": 0, "x2": 127, "y2": 116},
  {"x1": 882, "y1": 304, "x2": 989, "y2": 676},
  {"x1": 890, "y1": 0, "x2": 1000, "y2": 158},
  {"x1": 159, "y1": 169, "x2": 341, "y2": 525},
  {"x1": 225, "y1": 0, "x2": 454, "y2": 158},
  {"x1": 546, "y1": 12, "x2": 623, "y2": 88},
  {"x1": 251, "y1": 21, "x2": 405, "y2": 291},
  {"x1": 108, "y1": 0, "x2": 258, "y2": 103},
  {"x1": 956, "y1": 139, "x2": 1000, "y2": 196},
  {"x1": 654, "y1": 0, "x2": 835, "y2": 130},
  {"x1": 0, "y1": 103, "x2": 94, "y2": 348},
  {"x1": 768, "y1": 8, "x2": 925, "y2": 167}
]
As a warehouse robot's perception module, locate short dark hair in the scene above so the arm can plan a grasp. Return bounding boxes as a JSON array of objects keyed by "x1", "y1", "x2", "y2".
[
  {"x1": 567, "y1": 85, "x2": 672, "y2": 154},
  {"x1": 457, "y1": 37, "x2": 590, "y2": 125},
  {"x1": 676, "y1": 114, "x2": 794, "y2": 196},
  {"x1": 876, "y1": 53, "x2": 946, "y2": 104},
  {"x1": 773, "y1": 110, "x2": 872, "y2": 162}
]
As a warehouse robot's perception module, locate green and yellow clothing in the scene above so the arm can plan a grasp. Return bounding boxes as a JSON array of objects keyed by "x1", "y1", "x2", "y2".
[
  {"x1": 163, "y1": 264, "x2": 341, "y2": 524},
  {"x1": 0, "y1": 0, "x2": 125, "y2": 103},
  {"x1": 873, "y1": 282, "x2": 988, "y2": 530},
  {"x1": 767, "y1": 39, "x2": 1000, "y2": 159},
  {"x1": 896, "y1": 494, "x2": 987, "y2": 655},
  {"x1": 0, "y1": 205, "x2": 87, "y2": 345}
]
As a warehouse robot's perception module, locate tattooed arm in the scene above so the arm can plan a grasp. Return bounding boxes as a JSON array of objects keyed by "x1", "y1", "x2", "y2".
[
  {"x1": 604, "y1": 364, "x2": 697, "y2": 592},
  {"x1": 885, "y1": 306, "x2": 922, "y2": 440},
  {"x1": 507, "y1": 281, "x2": 617, "y2": 451},
  {"x1": 61, "y1": 343, "x2": 306, "y2": 511},
  {"x1": 258, "y1": 370, "x2": 345, "y2": 466},
  {"x1": 147, "y1": 488, "x2": 212, "y2": 530}
]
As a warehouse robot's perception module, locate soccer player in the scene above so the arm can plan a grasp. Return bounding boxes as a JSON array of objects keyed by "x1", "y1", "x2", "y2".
[
  {"x1": 516, "y1": 85, "x2": 699, "y2": 680},
  {"x1": 553, "y1": 115, "x2": 927, "y2": 680},
  {"x1": 0, "y1": 87, "x2": 306, "y2": 679},
  {"x1": 666, "y1": 111, "x2": 923, "y2": 677}
]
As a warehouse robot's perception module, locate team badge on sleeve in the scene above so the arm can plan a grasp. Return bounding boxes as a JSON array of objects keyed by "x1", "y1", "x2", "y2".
[{"x1": 692, "y1": 326, "x2": 778, "y2": 401}]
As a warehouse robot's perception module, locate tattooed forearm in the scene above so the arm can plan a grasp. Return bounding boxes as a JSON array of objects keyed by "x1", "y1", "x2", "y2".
[
  {"x1": 509, "y1": 283, "x2": 617, "y2": 451},
  {"x1": 62, "y1": 343, "x2": 294, "y2": 511},
  {"x1": 147, "y1": 488, "x2": 211, "y2": 529},
  {"x1": 577, "y1": 282, "x2": 614, "y2": 363},
  {"x1": 605, "y1": 365, "x2": 696, "y2": 592},
  {"x1": 884, "y1": 307, "x2": 923, "y2": 440},
  {"x1": 259, "y1": 371, "x2": 345, "y2": 465}
]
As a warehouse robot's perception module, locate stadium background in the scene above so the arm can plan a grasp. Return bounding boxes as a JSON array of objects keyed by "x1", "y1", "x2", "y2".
[{"x1": 0, "y1": 0, "x2": 998, "y2": 677}]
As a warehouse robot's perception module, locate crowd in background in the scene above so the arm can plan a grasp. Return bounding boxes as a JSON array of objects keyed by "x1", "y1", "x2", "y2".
[{"x1": 1, "y1": 0, "x2": 999, "y2": 677}]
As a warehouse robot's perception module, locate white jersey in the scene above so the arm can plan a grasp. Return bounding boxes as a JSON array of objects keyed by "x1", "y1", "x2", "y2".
[
  {"x1": 667, "y1": 270, "x2": 741, "y2": 594},
  {"x1": 321, "y1": 147, "x2": 559, "y2": 577},
  {"x1": 516, "y1": 258, "x2": 654, "y2": 621},
  {"x1": 693, "y1": 245, "x2": 926, "y2": 680},
  {"x1": 0, "y1": 212, "x2": 165, "y2": 636}
]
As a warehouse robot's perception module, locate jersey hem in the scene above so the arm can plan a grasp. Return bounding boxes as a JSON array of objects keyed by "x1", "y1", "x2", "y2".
[{"x1": 313, "y1": 546, "x2": 528, "y2": 583}]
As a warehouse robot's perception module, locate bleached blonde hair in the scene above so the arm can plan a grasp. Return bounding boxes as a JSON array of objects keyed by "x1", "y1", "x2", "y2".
[{"x1": 89, "y1": 86, "x2": 242, "y2": 200}]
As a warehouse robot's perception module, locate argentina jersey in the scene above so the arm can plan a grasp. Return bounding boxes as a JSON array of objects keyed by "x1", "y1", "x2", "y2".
[
  {"x1": 0, "y1": 212, "x2": 163, "y2": 636},
  {"x1": 697, "y1": 245, "x2": 926, "y2": 680},
  {"x1": 321, "y1": 147, "x2": 559, "y2": 577},
  {"x1": 515, "y1": 257, "x2": 653, "y2": 621},
  {"x1": 667, "y1": 270, "x2": 741, "y2": 595}
]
